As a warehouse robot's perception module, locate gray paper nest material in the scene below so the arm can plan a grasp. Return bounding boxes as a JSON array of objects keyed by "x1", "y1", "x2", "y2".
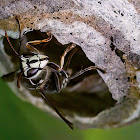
[{"x1": 0, "y1": 0, "x2": 140, "y2": 129}]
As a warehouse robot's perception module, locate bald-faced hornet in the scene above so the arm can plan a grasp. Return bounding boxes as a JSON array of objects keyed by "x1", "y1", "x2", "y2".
[{"x1": 3, "y1": 16, "x2": 105, "y2": 129}]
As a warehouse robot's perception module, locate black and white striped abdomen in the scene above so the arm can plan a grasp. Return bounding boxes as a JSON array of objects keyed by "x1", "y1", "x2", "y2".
[{"x1": 61, "y1": 77, "x2": 69, "y2": 89}]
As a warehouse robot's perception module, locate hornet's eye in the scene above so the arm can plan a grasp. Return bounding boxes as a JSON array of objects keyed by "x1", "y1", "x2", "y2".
[{"x1": 27, "y1": 68, "x2": 39, "y2": 78}]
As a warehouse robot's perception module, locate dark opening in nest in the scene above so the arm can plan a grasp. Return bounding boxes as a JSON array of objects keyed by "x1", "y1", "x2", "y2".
[{"x1": 3, "y1": 30, "x2": 116, "y2": 117}]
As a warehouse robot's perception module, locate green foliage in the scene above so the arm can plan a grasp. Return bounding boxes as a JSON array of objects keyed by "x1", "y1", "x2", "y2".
[
  {"x1": 1, "y1": 78, "x2": 140, "y2": 140},
  {"x1": 0, "y1": 79, "x2": 82, "y2": 140}
]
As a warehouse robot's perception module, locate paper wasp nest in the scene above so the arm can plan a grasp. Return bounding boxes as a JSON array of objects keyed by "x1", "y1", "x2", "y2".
[{"x1": 0, "y1": 0, "x2": 140, "y2": 129}]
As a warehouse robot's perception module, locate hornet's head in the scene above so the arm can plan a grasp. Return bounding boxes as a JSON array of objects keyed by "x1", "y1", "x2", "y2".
[
  {"x1": 21, "y1": 54, "x2": 49, "y2": 69},
  {"x1": 21, "y1": 54, "x2": 49, "y2": 78}
]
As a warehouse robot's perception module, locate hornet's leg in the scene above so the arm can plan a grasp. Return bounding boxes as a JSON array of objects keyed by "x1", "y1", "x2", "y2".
[
  {"x1": 70, "y1": 66, "x2": 106, "y2": 80},
  {"x1": 5, "y1": 31, "x2": 21, "y2": 57},
  {"x1": 64, "y1": 47, "x2": 78, "y2": 70},
  {"x1": 60, "y1": 43, "x2": 77, "y2": 69},
  {"x1": 15, "y1": 16, "x2": 22, "y2": 54},
  {"x1": 26, "y1": 31, "x2": 52, "y2": 54},
  {"x1": 37, "y1": 88, "x2": 73, "y2": 130},
  {"x1": 17, "y1": 71, "x2": 23, "y2": 88},
  {"x1": 15, "y1": 16, "x2": 52, "y2": 54}
]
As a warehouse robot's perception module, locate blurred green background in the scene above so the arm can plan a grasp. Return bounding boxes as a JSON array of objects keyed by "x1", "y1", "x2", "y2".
[{"x1": 0, "y1": 78, "x2": 140, "y2": 140}]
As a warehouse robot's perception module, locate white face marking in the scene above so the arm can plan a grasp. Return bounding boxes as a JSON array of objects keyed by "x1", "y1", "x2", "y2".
[
  {"x1": 29, "y1": 55, "x2": 39, "y2": 61},
  {"x1": 28, "y1": 55, "x2": 48, "y2": 68},
  {"x1": 29, "y1": 55, "x2": 40, "y2": 68},
  {"x1": 24, "y1": 68, "x2": 29, "y2": 77},
  {"x1": 22, "y1": 61, "x2": 28, "y2": 69},
  {"x1": 38, "y1": 55, "x2": 49, "y2": 68},
  {"x1": 29, "y1": 61, "x2": 40, "y2": 68},
  {"x1": 21, "y1": 54, "x2": 49, "y2": 79},
  {"x1": 38, "y1": 55, "x2": 48, "y2": 59},
  {"x1": 21, "y1": 54, "x2": 49, "y2": 69},
  {"x1": 40, "y1": 60, "x2": 48, "y2": 68}
]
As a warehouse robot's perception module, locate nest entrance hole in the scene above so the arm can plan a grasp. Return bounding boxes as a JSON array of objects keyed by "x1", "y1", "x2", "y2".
[{"x1": 3, "y1": 30, "x2": 116, "y2": 117}]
